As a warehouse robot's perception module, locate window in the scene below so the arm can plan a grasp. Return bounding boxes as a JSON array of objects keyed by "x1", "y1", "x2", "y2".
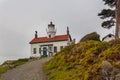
[
  {"x1": 39, "y1": 48, "x2": 41, "y2": 54},
  {"x1": 54, "y1": 46, "x2": 57, "y2": 53},
  {"x1": 33, "y1": 48, "x2": 36, "y2": 54},
  {"x1": 49, "y1": 34, "x2": 51, "y2": 38},
  {"x1": 108, "y1": 34, "x2": 112, "y2": 37},
  {"x1": 49, "y1": 46, "x2": 52, "y2": 51},
  {"x1": 60, "y1": 46, "x2": 63, "y2": 50},
  {"x1": 49, "y1": 46, "x2": 52, "y2": 50}
]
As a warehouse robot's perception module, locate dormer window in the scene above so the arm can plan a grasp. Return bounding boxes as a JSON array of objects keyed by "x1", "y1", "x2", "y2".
[
  {"x1": 108, "y1": 34, "x2": 112, "y2": 37},
  {"x1": 49, "y1": 34, "x2": 51, "y2": 38}
]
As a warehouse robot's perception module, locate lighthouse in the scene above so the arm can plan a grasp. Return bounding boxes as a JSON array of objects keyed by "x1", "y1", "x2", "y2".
[
  {"x1": 46, "y1": 21, "x2": 56, "y2": 38},
  {"x1": 30, "y1": 21, "x2": 72, "y2": 57}
]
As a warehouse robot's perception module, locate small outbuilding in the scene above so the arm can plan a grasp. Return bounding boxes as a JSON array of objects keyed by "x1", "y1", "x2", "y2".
[{"x1": 102, "y1": 34, "x2": 115, "y2": 42}]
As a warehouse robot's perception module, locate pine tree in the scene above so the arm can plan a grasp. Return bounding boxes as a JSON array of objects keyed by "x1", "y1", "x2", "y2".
[
  {"x1": 98, "y1": 0, "x2": 120, "y2": 38},
  {"x1": 115, "y1": 0, "x2": 120, "y2": 38}
]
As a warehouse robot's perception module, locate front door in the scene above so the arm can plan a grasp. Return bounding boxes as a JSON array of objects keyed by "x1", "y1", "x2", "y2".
[{"x1": 43, "y1": 47, "x2": 47, "y2": 56}]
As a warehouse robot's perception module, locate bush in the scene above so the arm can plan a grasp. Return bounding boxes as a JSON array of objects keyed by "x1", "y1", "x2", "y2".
[{"x1": 80, "y1": 32, "x2": 100, "y2": 42}]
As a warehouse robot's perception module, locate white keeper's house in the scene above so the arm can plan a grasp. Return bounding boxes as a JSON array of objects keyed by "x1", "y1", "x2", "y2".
[{"x1": 29, "y1": 22, "x2": 72, "y2": 57}]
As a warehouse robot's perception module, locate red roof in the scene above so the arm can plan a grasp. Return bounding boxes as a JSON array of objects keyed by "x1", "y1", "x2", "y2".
[{"x1": 30, "y1": 34, "x2": 69, "y2": 44}]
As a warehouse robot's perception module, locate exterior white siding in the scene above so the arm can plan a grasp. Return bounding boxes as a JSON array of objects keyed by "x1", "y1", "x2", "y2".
[
  {"x1": 102, "y1": 34, "x2": 115, "y2": 42},
  {"x1": 30, "y1": 22, "x2": 72, "y2": 57},
  {"x1": 31, "y1": 43, "x2": 41, "y2": 57},
  {"x1": 103, "y1": 36, "x2": 115, "y2": 42},
  {"x1": 30, "y1": 40, "x2": 68, "y2": 57}
]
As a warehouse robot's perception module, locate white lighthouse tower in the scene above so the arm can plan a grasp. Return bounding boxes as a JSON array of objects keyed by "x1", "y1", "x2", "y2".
[{"x1": 46, "y1": 21, "x2": 56, "y2": 38}]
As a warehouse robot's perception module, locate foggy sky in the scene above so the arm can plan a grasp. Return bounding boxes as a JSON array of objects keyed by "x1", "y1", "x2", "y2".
[{"x1": 0, "y1": 0, "x2": 114, "y2": 63}]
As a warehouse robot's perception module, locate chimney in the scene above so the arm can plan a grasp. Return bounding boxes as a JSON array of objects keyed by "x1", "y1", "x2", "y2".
[
  {"x1": 72, "y1": 38, "x2": 76, "y2": 44},
  {"x1": 35, "y1": 31, "x2": 38, "y2": 39},
  {"x1": 67, "y1": 27, "x2": 69, "y2": 35}
]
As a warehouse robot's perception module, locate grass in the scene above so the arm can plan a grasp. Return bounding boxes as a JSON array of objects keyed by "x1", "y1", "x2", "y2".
[
  {"x1": 12, "y1": 58, "x2": 29, "y2": 67},
  {"x1": 44, "y1": 40, "x2": 120, "y2": 80},
  {"x1": 0, "y1": 65, "x2": 9, "y2": 76},
  {"x1": 0, "y1": 58, "x2": 29, "y2": 77}
]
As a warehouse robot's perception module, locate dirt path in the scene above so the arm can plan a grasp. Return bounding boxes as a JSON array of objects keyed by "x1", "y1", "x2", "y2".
[{"x1": 0, "y1": 57, "x2": 51, "y2": 80}]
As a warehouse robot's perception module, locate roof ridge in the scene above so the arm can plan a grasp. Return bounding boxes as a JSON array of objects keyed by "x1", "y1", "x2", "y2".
[
  {"x1": 37, "y1": 34, "x2": 68, "y2": 38},
  {"x1": 30, "y1": 34, "x2": 69, "y2": 44}
]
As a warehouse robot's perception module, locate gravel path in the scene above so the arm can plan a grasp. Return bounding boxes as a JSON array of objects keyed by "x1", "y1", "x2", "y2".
[{"x1": 0, "y1": 57, "x2": 51, "y2": 80}]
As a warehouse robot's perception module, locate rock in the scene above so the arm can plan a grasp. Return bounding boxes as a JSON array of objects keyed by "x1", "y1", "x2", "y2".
[
  {"x1": 109, "y1": 53, "x2": 120, "y2": 61},
  {"x1": 101, "y1": 61, "x2": 113, "y2": 70},
  {"x1": 6, "y1": 60, "x2": 15, "y2": 69},
  {"x1": 66, "y1": 55, "x2": 75, "y2": 62},
  {"x1": 8, "y1": 64, "x2": 15, "y2": 69},
  {"x1": 74, "y1": 64, "x2": 81, "y2": 68},
  {"x1": 116, "y1": 74, "x2": 120, "y2": 80},
  {"x1": 100, "y1": 61, "x2": 120, "y2": 80},
  {"x1": 76, "y1": 46, "x2": 82, "y2": 53}
]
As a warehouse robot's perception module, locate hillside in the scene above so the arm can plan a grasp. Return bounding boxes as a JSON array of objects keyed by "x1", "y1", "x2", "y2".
[
  {"x1": 44, "y1": 40, "x2": 120, "y2": 80},
  {"x1": 0, "y1": 58, "x2": 51, "y2": 80},
  {"x1": 0, "y1": 58, "x2": 29, "y2": 76}
]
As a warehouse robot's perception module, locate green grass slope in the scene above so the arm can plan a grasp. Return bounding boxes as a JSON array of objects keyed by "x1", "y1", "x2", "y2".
[
  {"x1": 44, "y1": 40, "x2": 120, "y2": 80},
  {"x1": 0, "y1": 58, "x2": 29, "y2": 76}
]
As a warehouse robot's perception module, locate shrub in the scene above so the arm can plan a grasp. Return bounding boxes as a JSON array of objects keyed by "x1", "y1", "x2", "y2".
[{"x1": 80, "y1": 32, "x2": 100, "y2": 42}]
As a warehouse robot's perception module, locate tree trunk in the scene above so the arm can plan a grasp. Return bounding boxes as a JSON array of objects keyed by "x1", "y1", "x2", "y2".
[{"x1": 115, "y1": 0, "x2": 120, "y2": 39}]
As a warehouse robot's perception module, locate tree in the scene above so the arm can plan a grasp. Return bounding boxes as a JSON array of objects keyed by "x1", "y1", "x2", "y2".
[
  {"x1": 98, "y1": 0, "x2": 115, "y2": 29},
  {"x1": 115, "y1": 0, "x2": 120, "y2": 38},
  {"x1": 98, "y1": 0, "x2": 120, "y2": 38}
]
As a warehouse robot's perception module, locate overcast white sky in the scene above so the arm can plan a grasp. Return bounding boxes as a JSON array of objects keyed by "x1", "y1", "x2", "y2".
[{"x1": 0, "y1": 0, "x2": 114, "y2": 63}]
